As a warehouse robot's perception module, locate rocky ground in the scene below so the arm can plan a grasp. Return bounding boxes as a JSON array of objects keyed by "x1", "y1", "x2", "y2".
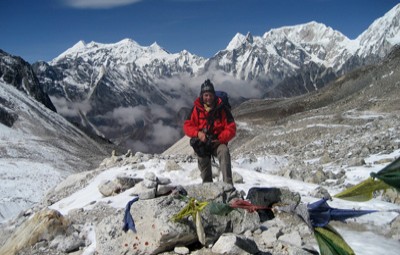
[
  {"x1": 1, "y1": 48, "x2": 400, "y2": 254},
  {"x1": 229, "y1": 47, "x2": 400, "y2": 189}
]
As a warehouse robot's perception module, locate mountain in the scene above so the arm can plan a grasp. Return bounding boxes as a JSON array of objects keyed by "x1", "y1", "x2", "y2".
[
  {"x1": 206, "y1": 22, "x2": 353, "y2": 82},
  {"x1": 31, "y1": 4, "x2": 400, "y2": 154},
  {"x1": 0, "y1": 50, "x2": 56, "y2": 112},
  {"x1": 32, "y1": 39, "x2": 206, "y2": 153},
  {"x1": 357, "y1": 4, "x2": 400, "y2": 60},
  {"x1": 0, "y1": 52, "x2": 111, "y2": 223},
  {"x1": 209, "y1": 3, "x2": 400, "y2": 96},
  {"x1": 207, "y1": 4, "x2": 400, "y2": 96}
]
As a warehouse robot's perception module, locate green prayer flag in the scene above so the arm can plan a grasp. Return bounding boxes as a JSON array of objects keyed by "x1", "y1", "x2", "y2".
[
  {"x1": 208, "y1": 201, "x2": 235, "y2": 216},
  {"x1": 314, "y1": 225, "x2": 355, "y2": 255},
  {"x1": 334, "y1": 177, "x2": 391, "y2": 202},
  {"x1": 371, "y1": 157, "x2": 400, "y2": 190}
]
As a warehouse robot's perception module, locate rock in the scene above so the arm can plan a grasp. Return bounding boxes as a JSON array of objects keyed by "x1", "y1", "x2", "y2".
[
  {"x1": 125, "y1": 150, "x2": 132, "y2": 157},
  {"x1": 260, "y1": 227, "x2": 282, "y2": 247},
  {"x1": 143, "y1": 178, "x2": 157, "y2": 188},
  {"x1": 115, "y1": 174, "x2": 137, "y2": 191},
  {"x1": 56, "y1": 234, "x2": 85, "y2": 253},
  {"x1": 278, "y1": 230, "x2": 303, "y2": 247},
  {"x1": 309, "y1": 186, "x2": 332, "y2": 200},
  {"x1": 174, "y1": 246, "x2": 190, "y2": 254},
  {"x1": 96, "y1": 196, "x2": 198, "y2": 255},
  {"x1": 229, "y1": 209, "x2": 261, "y2": 235},
  {"x1": 347, "y1": 157, "x2": 366, "y2": 167},
  {"x1": 246, "y1": 187, "x2": 301, "y2": 222},
  {"x1": 157, "y1": 185, "x2": 175, "y2": 196},
  {"x1": 233, "y1": 171, "x2": 244, "y2": 183},
  {"x1": 165, "y1": 160, "x2": 183, "y2": 171},
  {"x1": 157, "y1": 176, "x2": 171, "y2": 185},
  {"x1": 0, "y1": 209, "x2": 68, "y2": 255},
  {"x1": 389, "y1": 215, "x2": 400, "y2": 239},
  {"x1": 319, "y1": 152, "x2": 332, "y2": 164},
  {"x1": 287, "y1": 245, "x2": 319, "y2": 255},
  {"x1": 211, "y1": 233, "x2": 260, "y2": 255},
  {"x1": 95, "y1": 183, "x2": 256, "y2": 255},
  {"x1": 98, "y1": 180, "x2": 121, "y2": 197},
  {"x1": 144, "y1": 171, "x2": 157, "y2": 181},
  {"x1": 383, "y1": 188, "x2": 400, "y2": 205},
  {"x1": 311, "y1": 168, "x2": 327, "y2": 184},
  {"x1": 130, "y1": 182, "x2": 156, "y2": 200}
]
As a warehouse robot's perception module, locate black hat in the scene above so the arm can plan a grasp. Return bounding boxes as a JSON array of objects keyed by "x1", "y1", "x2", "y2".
[{"x1": 200, "y1": 79, "x2": 215, "y2": 95}]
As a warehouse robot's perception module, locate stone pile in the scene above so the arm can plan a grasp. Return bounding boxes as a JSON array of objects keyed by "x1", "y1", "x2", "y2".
[{"x1": 0, "y1": 172, "x2": 320, "y2": 255}]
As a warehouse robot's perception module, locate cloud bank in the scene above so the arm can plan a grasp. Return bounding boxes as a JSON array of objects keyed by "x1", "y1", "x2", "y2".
[{"x1": 50, "y1": 70, "x2": 264, "y2": 154}]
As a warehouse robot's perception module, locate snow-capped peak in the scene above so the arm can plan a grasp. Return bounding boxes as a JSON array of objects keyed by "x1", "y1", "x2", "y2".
[
  {"x1": 73, "y1": 40, "x2": 86, "y2": 49},
  {"x1": 245, "y1": 32, "x2": 254, "y2": 44},
  {"x1": 357, "y1": 3, "x2": 400, "y2": 57},
  {"x1": 264, "y1": 21, "x2": 349, "y2": 45},
  {"x1": 50, "y1": 40, "x2": 86, "y2": 63},
  {"x1": 50, "y1": 38, "x2": 172, "y2": 66},
  {"x1": 115, "y1": 38, "x2": 140, "y2": 46},
  {"x1": 148, "y1": 42, "x2": 168, "y2": 54},
  {"x1": 226, "y1": 33, "x2": 247, "y2": 51}
]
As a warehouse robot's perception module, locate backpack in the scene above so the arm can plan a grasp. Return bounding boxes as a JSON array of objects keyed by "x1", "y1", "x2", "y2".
[{"x1": 215, "y1": 91, "x2": 231, "y2": 110}]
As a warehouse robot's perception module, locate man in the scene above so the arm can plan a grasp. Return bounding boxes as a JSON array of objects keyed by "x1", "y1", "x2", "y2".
[{"x1": 183, "y1": 79, "x2": 236, "y2": 184}]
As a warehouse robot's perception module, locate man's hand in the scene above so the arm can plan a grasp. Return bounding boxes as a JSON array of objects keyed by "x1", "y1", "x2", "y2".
[{"x1": 197, "y1": 131, "x2": 207, "y2": 143}]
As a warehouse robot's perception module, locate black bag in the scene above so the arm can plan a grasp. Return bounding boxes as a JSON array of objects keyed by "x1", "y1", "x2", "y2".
[
  {"x1": 190, "y1": 138, "x2": 213, "y2": 157},
  {"x1": 215, "y1": 90, "x2": 232, "y2": 110}
]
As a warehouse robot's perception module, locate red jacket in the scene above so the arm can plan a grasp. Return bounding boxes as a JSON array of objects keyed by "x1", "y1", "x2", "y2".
[{"x1": 183, "y1": 97, "x2": 236, "y2": 144}]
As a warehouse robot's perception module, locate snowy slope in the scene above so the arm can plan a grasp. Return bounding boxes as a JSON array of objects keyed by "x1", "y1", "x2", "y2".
[{"x1": 0, "y1": 81, "x2": 108, "y2": 223}]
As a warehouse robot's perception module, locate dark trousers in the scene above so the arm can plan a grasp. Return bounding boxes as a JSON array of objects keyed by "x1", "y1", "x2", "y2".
[{"x1": 197, "y1": 144, "x2": 233, "y2": 184}]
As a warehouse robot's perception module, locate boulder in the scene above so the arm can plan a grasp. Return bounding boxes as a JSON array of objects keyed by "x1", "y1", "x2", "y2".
[
  {"x1": 95, "y1": 182, "x2": 260, "y2": 255},
  {"x1": 246, "y1": 187, "x2": 301, "y2": 222},
  {"x1": 98, "y1": 180, "x2": 121, "y2": 197},
  {"x1": 0, "y1": 209, "x2": 68, "y2": 255},
  {"x1": 211, "y1": 233, "x2": 260, "y2": 254}
]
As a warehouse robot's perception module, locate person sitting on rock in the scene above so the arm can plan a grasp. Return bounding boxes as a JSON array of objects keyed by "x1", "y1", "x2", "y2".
[{"x1": 183, "y1": 79, "x2": 236, "y2": 184}]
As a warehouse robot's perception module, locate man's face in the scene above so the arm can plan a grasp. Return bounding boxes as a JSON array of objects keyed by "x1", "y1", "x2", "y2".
[{"x1": 202, "y1": 92, "x2": 215, "y2": 106}]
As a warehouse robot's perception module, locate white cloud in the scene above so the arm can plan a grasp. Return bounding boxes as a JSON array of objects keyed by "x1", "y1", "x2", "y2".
[
  {"x1": 109, "y1": 106, "x2": 146, "y2": 126},
  {"x1": 155, "y1": 71, "x2": 263, "y2": 108},
  {"x1": 50, "y1": 96, "x2": 92, "y2": 117},
  {"x1": 149, "y1": 105, "x2": 170, "y2": 119},
  {"x1": 62, "y1": 0, "x2": 143, "y2": 9},
  {"x1": 151, "y1": 120, "x2": 181, "y2": 146}
]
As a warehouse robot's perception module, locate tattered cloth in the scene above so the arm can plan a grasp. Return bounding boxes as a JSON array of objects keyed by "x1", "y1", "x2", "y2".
[
  {"x1": 122, "y1": 197, "x2": 139, "y2": 233},
  {"x1": 229, "y1": 199, "x2": 271, "y2": 213},
  {"x1": 307, "y1": 198, "x2": 377, "y2": 228}
]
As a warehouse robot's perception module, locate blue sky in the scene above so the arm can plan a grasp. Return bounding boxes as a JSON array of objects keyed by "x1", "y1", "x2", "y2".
[{"x1": 0, "y1": 0, "x2": 398, "y2": 63}]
